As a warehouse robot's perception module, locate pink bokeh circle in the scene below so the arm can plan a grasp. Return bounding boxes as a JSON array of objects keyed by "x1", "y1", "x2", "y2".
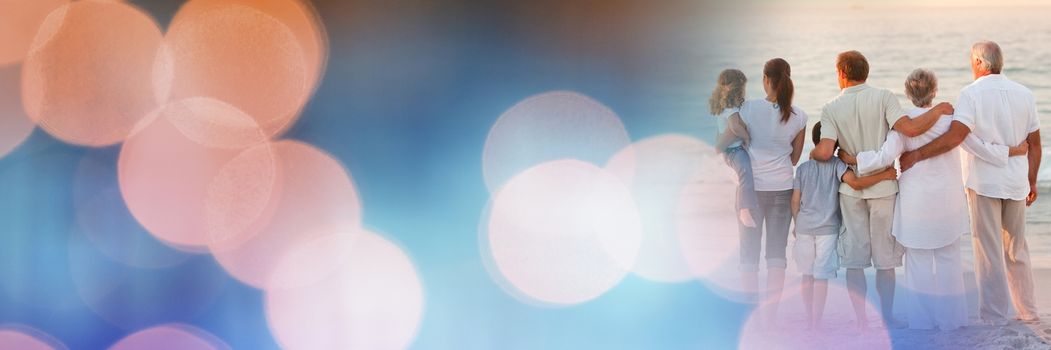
[
  {"x1": 604, "y1": 134, "x2": 723, "y2": 283},
  {"x1": 673, "y1": 143, "x2": 749, "y2": 300},
  {"x1": 73, "y1": 151, "x2": 193, "y2": 268},
  {"x1": 109, "y1": 324, "x2": 230, "y2": 350},
  {"x1": 485, "y1": 159, "x2": 641, "y2": 306},
  {"x1": 265, "y1": 230, "x2": 424, "y2": 350},
  {"x1": 118, "y1": 97, "x2": 276, "y2": 251},
  {"x1": 0, "y1": 324, "x2": 67, "y2": 350},
  {"x1": 738, "y1": 282, "x2": 892, "y2": 350},
  {"x1": 210, "y1": 140, "x2": 362, "y2": 288}
]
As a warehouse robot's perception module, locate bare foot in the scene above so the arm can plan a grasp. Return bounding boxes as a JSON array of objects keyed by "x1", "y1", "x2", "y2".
[
  {"x1": 740, "y1": 209, "x2": 757, "y2": 228},
  {"x1": 1015, "y1": 314, "x2": 1041, "y2": 324},
  {"x1": 855, "y1": 319, "x2": 869, "y2": 332}
]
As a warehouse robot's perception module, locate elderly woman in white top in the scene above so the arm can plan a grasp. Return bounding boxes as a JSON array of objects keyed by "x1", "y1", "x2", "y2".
[{"x1": 840, "y1": 69, "x2": 1027, "y2": 330}]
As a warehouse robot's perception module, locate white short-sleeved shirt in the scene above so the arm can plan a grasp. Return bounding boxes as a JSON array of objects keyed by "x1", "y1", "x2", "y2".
[
  {"x1": 715, "y1": 107, "x2": 743, "y2": 149},
  {"x1": 953, "y1": 74, "x2": 1040, "y2": 200},
  {"x1": 740, "y1": 99, "x2": 807, "y2": 191},
  {"x1": 819, "y1": 84, "x2": 907, "y2": 199}
]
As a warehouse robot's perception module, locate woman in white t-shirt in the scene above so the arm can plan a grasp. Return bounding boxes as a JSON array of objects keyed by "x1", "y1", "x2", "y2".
[
  {"x1": 729, "y1": 58, "x2": 807, "y2": 325},
  {"x1": 844, "y1": 69, "x2": 1027, "y2": 330}
]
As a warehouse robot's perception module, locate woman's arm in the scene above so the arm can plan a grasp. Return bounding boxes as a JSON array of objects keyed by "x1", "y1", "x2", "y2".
[
  {"x1": 790, "y1": 189, "x2": 801, "y2": 220},
  {"x1": 851, "y1": 131, "x2": 906, "y2": 174},
  {"x1": 714, "y1": 112, "x2": 749, "y2": 151},
  {"x1": 841, "y1": 167, "x2": 897, "y2": 191},
  {"x1": 728, "y1": 113, "x2": 751, "y2": 145},
  {"x1": 960, "y1": 134, "x2": 1025, "y2": 167},
  {"x1": 790, "y1": 189, "x2": 801, "y2": 237},
  {"x1": 790, "y1": 129, "x2": 805, "y2": 165}
]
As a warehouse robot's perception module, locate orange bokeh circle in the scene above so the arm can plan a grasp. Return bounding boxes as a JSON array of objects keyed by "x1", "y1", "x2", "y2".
[
  {"x1": 22, "y1": 0, "x2": 167, "y2": 146},
  {"x1": 165, "y1": 1, "x2": 317, "y2": 139}
]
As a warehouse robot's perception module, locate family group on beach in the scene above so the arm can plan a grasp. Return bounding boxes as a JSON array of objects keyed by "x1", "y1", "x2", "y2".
[{"x1": 711, "y1": 41, "x2": 1042, "y2": 331}]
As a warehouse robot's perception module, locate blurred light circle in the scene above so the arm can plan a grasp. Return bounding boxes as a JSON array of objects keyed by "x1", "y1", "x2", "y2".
[
  {"x1": 0, "y1": 324, "x2": 67, "y2": 350},
  {"x1": 485, "y1": 159, "x2": 641, "y2": 305},
  {"x1": 21, "y1": 0, "x2": 167, "y2": 146},
  {"x1": 482, "y1": 91, "x2": 632, "y2": 193},
  {"x1": 109, "y1": 324, "x2": 230, "y2": 350},
  {"x1": 0, "y1": 65, "x2": 35, "y2": 159},
  {"x1": 165, "y1": 2, "x2": 311, "y2": 139},
  {"x1": 738, "y1": 282, "x2": 892, "y2": 350},
  {"x1": 67, "y1": 228, "x2": 228, "y2": 331},
  {"x1": 172, "y1": 0, "x2": 327, "y2": 97},
  {"x1": 672, "y1": 145, "x2": 749, "y2": 299},
  {"x1": 604, "y1": 134, "x2": 716, "y2": 283},
  {"x1": 266, "y1": 230, "x2": 424, "y2": 350},
  {"x1": 0, "y1": 0, "x2": 70, "y2": 66},
  {"x1": 118, "y1": 97, "x2": 275, "y2": 250},
  {"x1": 211, "y1": 140, "x2": 362, "y2": 288},
  {"x1": 74, "y1": 150, "x2": 192, "y2": 269}
]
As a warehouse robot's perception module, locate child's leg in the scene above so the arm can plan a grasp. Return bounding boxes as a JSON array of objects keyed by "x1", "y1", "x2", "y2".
[
  {"x1": 813, "y1": 278, "x2": 829, "y2": 328},
  {"x1": 724, "y1": 147, "x2": 758, "y2": 227},
  {"x1": 801, "y1": 275, "x2": 815, "y2": 328},
  {"x1": 812, "y1": 234, "x2": 838, "y2": 329}
]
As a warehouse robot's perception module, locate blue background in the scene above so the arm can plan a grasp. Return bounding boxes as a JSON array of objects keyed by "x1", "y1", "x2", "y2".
[{"x1": 0, "y1": 0, "x2": 753, "y2": 348}]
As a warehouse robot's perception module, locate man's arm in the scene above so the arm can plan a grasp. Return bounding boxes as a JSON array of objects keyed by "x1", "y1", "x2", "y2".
[
  {"x1": 790, "y1": 130, "x2": 805, "y2": 165},
  {"x1": 892, "y1": 102, "x2": 954, "y2": 137},
  {"x1": 811, "y1": 139, "x2": 836, "y2": 161},
  {"x1": 841, "y1": 167, "x2": 897, "y2": 191},
  {"x1": 849, "y1": 131, "x2": 905, "y2": 174},
  {"x1": 1027, "y1": 130, "x2": 1041, "y2": 206},
  {"x1": 899, "y1": 120, "x2": 971, "y2": 171}
]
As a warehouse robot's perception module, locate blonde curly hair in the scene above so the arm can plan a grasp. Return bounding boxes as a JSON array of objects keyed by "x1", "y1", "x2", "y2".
[{"x1": 709, "y1": 69, "x2": 747, "y2": 115}]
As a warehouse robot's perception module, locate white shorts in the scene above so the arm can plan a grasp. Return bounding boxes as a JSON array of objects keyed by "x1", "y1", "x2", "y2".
[{"x1": 794, "y1": 234, "x2": 839, "y2": 279}]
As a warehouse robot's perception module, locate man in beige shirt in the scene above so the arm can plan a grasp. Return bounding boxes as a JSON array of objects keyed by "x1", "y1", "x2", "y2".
[{"x1": 810, "y1": 51, "x2": 953, "y2": 329}]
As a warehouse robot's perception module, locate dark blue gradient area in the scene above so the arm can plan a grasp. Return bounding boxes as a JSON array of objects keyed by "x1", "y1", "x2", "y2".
[{"x1": 0, "y1": 0, "x2": 753, "y2": 349}]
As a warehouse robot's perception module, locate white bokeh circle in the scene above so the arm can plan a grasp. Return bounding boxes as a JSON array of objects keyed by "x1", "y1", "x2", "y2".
[
  {"x1": 265, "y1": 230, "x2": 424, "y2": 350},
  {"x1": 485, "y1": 159, "x2": 641, "y2": 305},
  {"x1": 482, "y1": 90, "x2": 632, "y2": 193}
]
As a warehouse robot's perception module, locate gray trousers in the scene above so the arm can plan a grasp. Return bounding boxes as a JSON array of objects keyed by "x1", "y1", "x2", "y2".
[{"x1": 739, "y1": 190, "x2": 792, "y2": 271}]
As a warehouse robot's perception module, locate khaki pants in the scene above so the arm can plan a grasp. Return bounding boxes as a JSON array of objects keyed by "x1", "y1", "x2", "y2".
[
  {"x1": 838, "y1": 194, "x2": 903, "y2": 269},
  {"x1": 967, "y1": 189, "x2": 1038, "y2": 321}
]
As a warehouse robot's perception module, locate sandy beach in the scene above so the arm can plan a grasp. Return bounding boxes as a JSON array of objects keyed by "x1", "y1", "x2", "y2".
[{"x1": 747, "y1": 188, "x2": 1051, "y2": 349}]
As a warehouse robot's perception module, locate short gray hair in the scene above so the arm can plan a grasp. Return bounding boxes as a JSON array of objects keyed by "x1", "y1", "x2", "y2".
[
  {"x1": 905, "y1": 68, "x2": 938, "y2": 108},
  {"x1": 972, "y1": 41, "x2": 1003, "y2": 74}
]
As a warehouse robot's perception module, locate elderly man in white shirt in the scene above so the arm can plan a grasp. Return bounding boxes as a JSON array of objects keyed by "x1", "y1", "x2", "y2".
[{"x1": 900, "y1": 41, "x2": 1043, "y2": 325}]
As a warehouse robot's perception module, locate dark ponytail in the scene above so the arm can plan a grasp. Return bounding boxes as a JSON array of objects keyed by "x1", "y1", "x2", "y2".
[{"x1": 764, "y1": 58, "x2": 794, "y2": 123}]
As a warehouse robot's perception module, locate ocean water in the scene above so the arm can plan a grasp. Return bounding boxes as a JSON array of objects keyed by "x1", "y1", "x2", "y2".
[
  {"x1": 682, "y1": 5, "x2": 1051, "y2": 267},
  {"x1": 692, "y1": 5, "x2": 1051, "y2": 182}
]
